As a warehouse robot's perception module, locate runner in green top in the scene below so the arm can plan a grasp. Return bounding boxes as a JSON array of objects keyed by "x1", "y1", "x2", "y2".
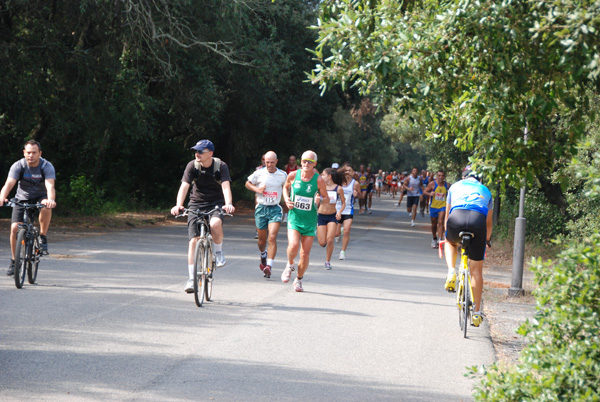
[{"x1": 281, "y1": 150, "x2": 330, "y2": 292}]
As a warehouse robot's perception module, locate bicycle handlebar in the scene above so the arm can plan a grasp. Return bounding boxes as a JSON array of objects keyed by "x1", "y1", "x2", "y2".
[
  {"x1": 175, "y1": 205, "x2": 233, "y2": 219},
  {"x1": 4, "y1": 199, "x2": 45, "y2": 209}
]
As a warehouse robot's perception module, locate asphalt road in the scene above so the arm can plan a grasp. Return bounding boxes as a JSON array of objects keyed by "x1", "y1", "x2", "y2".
[{"x1": 0, "y1": 196, "x2": 494, "y2": 401}]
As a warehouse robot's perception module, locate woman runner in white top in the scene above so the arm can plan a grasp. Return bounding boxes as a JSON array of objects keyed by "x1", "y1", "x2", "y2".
[
  {"x1": 316, "y1": 168, "x2": 346, "y2": 269},
  {"x1": 335, "y1": 163, "x2": 361, "y2": 260}
]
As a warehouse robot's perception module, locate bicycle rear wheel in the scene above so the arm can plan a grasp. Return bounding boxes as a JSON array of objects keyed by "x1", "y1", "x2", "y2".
[
  {"x1": 457, "y1": 279, "x2": 464, "y2": 330},
  {"x1": 193, "y1": 242, "x2": 206, "y2": 307},
  {"x1": 463, "y1": 272, "x2": 471, "y2": 338},
  {"x1": 27, "y1": 235, "x2": 40, "y2": 284},
  {"x1": 14, "y1": 229, "x2": 28, "y2": 289},
  {"x1": 203, "y1": 243, "x2": 214, "y2": 302}
]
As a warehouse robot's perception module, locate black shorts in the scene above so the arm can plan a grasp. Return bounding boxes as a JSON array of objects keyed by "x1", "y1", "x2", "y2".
[
  {"x1": 187, "y1": 203, "x2": 224, "y2": 240},
  {"x1": 318, "y1": 212, "x2": 338, "y2": 226},
  {"x1": 445, "y1": 209, "x2": 487, "y2": 261},
  {"x1": 407, "y1": 196, "x2": 420, "y2": 208},
  {"x1": 366, "y1": 183, "x2": 374, "y2": 193},
  {"x1": 337, "y1": 214, "x2": 353, "y2": 223},
  {"x1": 11, "y1": 196, "x2": 46, "y2": 223}
]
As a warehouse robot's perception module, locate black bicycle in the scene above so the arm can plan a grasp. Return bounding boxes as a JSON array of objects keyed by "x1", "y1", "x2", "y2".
[
  {"x1": 176, "y1": 206, "x2": 231, "y2": 307},
  {"x1": 6, "y1": 199, "x2": 46, "y2": 289}
]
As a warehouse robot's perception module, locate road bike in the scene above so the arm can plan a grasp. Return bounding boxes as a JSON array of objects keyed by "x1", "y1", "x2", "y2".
[
  {"x1": 6, "y1": 199, "x2": 46, "y2": 289},
  {"x1": 439, "y1": 232, "x2": 476, "y2": 338},
  {"x1": 177, "y1": 206, "x2": 231, "y2": 307}
]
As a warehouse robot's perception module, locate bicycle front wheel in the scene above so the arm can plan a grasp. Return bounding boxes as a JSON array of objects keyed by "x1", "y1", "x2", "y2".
[
  {"x1": 193, "y1": 241, "x2": 206, "y2": 307},
  {"x1": 463, "y1": 273, "x2": 471, "y2": 338},
  {"x1": 203, "y1": 242, "x2": 214, "y2": 302},
  {"x1": 14, "y1": 229, "x2": 28, "y2": 289},
  {"x1": 28, "y1": 235, "x2": 40, "y2": 284}
]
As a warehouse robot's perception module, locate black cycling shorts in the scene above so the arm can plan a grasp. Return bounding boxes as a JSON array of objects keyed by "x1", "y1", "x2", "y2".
[
  {"x1": 445, "y1": 209, "x2": 487, "y2": 261},
  {"x1": 11, "y1": 195, "x2": 46, "y2": 223}
]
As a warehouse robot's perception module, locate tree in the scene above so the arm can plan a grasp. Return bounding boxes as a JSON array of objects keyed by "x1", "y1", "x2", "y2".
[{"x1": 309, "y1": 0, "x2": 600, "y2": 189}]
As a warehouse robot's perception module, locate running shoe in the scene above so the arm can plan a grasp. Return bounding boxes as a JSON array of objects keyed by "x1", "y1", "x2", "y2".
[
  {"x1": 260, "y1": 253, "x2": 267, "y2": 271},
  {"x1": 281, "y1": 263, "x2": 294, "y2": 283},
  {"x1": 254, "y1": 231, "x2": 258, "y2": 239},
  {"x1": 445, "y1": 272, "x2": 457, "y2": 293},
  {"x1": 184, "y1": 279, "x2": 195, "y2": 293},
  {"x1": 339, "y1": 250, "x2": 346, "y2": 260},
  {"x1": 215, "y1": 251, "x2": 226, "y2": 267},
  {"x1": 367, "y1": 208, "x2": 372, "y2": 214},
  {"x1": 472, "y1": 313, "x2": 484, "y2": 327},
  {"x1": 263, "y1": 265, "x2": 272, "y2": 278},
  {"x1": 40, "y1": 234, "x2": 48, "y2": 253},
  {"x1": 324, "y1": 261, "x2": 332, "y2": 270},
  {"x1": 431, "y1": 239, "x2": 438, "y2": 249},
  {"x1": 334, "y1": 236, "x2": 340, "y2": 243},
  {"x1": 411, "y1": 220, "x2": 415, "y2": 227},
  {"x1": 293, "y1": 278, "x2": 303, "y2": 292},
  {"x1": 6, "y1": 259, "x2": 15, "y2": 276}
]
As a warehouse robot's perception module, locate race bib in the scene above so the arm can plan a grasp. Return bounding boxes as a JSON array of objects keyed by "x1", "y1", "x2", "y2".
[
  {"x1": 435, "y1": 191, "x2": 446, "y2": 201},
  {"x1": 263, "y1": 191, "x2": 278, "y2": 204},
  {"x1": 294, "y1": 195, "x2": 313, "y2": 211}
]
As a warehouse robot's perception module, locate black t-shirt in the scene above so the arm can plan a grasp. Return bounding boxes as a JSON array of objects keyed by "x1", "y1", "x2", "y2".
[{"x1": 181, "y1": 159, "x2": 231, "y2": 207}]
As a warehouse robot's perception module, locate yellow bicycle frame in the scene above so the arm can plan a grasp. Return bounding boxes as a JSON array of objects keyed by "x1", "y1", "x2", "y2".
[{"x1": 456, "y1": 248, "x2": 474, "y2": 316}]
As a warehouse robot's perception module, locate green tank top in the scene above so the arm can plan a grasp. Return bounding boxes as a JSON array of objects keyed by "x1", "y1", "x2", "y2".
[{"x1": 289, "y1": 171, "x2": 319, "y2": 231}]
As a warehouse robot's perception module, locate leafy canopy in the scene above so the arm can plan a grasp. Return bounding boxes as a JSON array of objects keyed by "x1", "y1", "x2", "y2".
[{"x1": 309, "y1": 0, "x2": 600, "y2": 188}]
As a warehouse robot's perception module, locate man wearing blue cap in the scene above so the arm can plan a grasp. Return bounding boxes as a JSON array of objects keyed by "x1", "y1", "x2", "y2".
[{"x1": 171, "y1": 139, "x2": 235, "y2": 293}]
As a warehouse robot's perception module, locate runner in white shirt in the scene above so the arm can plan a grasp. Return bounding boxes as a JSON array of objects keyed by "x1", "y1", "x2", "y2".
[
  {"x1": 245, "y1": 151, "x2": 288, "y2": 278},
  {"x1": 335, "y1": 163, "x2": 361, "y2": 260}
]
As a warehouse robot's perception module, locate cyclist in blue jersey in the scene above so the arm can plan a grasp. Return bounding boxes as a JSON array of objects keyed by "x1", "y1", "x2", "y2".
[{"x1": 443, "y1": 165, "x2": 493, "y2": 327}]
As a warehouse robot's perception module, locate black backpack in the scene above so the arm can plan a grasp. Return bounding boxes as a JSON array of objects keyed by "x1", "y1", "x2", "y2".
[{"x1": 193, "y1": 157, "x2": 222, "y2": 185}]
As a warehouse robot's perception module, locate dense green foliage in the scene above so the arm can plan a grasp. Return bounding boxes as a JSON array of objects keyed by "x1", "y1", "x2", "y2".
[
  {"x1": 0, "y1": 0, "x2": 398, "y2": 214},
  {"x1": 310, "y1": 0, "x2": 600, "y2": 190},
  {"x1": 472, "y1": 232, "x2": 600, "y2": 401}
]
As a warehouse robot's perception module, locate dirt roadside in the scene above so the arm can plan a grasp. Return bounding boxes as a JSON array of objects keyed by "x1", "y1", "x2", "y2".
[{"x1": 0, "y1": 209, "x2": 535, "y2": 365}]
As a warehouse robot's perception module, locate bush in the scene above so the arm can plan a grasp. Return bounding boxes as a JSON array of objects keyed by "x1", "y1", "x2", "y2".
[
  {"x1": 64, "y1": 175, "x2": 106, "y2": 216},
  {"x1": 471, "y1": 233, "x2": 600, "y2": 401},
  {"x1": 494, "y1": 187, "x2": 567, "y2": 245}
]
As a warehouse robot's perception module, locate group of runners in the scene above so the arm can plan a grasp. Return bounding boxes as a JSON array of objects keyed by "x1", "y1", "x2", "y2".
[{"x1": 1, "y1": 139, "x2": 493, "y2": 326}]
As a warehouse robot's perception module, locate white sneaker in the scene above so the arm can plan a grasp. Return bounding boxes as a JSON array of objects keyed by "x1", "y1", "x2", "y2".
[
  {"x1": 293, "y1": 277, "x2": 303, "y2": 292},
  {"x1": 281, "y1": 263, "x2": 294, "y2": 283},
  {"x1": 215, "y1": 251, "x2": 226, "y2": 267},
  {"x1": 339, "y1": 251, "x2": 346, "y2": 260},
  {"x1": 324, "y1": 261, "x2": 332, "y2": 270},
  {"x1": 431, "y1": 239, "x2": 438, "y2": 248},
  {"x1": 184, "y1": 279, "x2": 194, "y2": 293},
  {"x1": 334, "y1": 236, "x2": 340, "y2": 243},
  {"x1": 411, "y1": 220, "x2": 415, "y2": 227}
]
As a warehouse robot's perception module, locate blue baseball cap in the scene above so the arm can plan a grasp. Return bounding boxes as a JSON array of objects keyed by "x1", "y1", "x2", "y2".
[{"x1": 191, "y1": 139, "x2": 214, "y2": 152}]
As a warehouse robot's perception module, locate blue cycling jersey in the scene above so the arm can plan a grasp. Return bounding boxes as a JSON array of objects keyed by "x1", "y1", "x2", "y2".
[{"x1": 447, "y1": 178, "x2": 493, "y2": 216}]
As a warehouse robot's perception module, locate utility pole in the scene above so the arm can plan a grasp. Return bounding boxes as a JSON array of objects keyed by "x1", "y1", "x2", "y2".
[{"x1": 509, "y1": 126, "x2": 528, "y2": 297}]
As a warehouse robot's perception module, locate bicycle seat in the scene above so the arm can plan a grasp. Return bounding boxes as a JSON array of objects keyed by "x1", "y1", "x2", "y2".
[{"x1": 458, "y1": 231, "x2": 475, "y2": 239}]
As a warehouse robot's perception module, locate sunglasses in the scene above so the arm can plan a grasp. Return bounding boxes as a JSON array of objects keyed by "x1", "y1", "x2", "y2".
[{"x1": 301, "y1": 159, "x2": 315, "y2": 164}]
